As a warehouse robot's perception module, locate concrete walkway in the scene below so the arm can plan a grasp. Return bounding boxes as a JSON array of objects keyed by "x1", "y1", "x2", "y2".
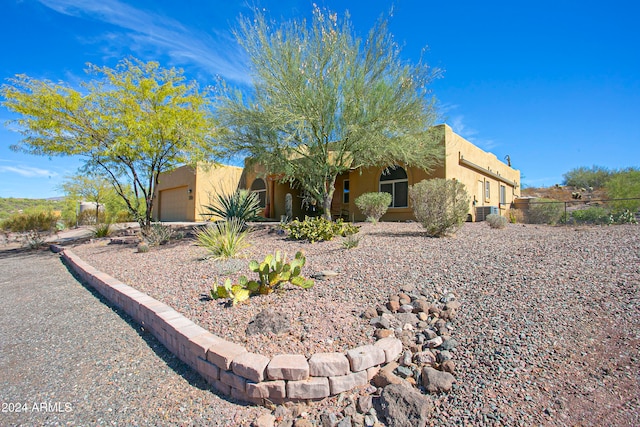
[{"x1": 0, "y1": 248, "x2": 265, "y2": 426}]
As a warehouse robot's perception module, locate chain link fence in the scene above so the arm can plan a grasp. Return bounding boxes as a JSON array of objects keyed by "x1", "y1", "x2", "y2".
[{"x1": 509, "y1": 198, "x2": 640, "y2": 225}]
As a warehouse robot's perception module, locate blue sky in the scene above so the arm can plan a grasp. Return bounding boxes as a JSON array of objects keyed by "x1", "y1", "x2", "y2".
[{"x1": 1, "y1": 0, "x2": 638, "y2": 198}]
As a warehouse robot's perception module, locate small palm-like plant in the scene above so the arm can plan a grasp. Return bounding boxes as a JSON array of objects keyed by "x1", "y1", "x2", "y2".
[
  {"x1": 202, "y1": 189, "x2": 262, "y2": 223},
  {"x1": 194, "y1": 218, "x2": 250, "y2": 259},
  {"x1": 92, "y1": 223, "x2": 112, "y2": 237}
]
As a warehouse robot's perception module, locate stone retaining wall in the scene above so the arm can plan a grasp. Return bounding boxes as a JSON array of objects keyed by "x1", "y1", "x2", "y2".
[{"x1": 57, "y1": 247, "x2": 402, "y2": 405}]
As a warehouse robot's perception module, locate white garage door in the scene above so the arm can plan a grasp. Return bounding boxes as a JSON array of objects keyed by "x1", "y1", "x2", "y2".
[{"x1": 159, "y1": 186, "x2": 188, "y2": 221}]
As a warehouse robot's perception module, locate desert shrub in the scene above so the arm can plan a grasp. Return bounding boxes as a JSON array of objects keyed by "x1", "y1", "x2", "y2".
[
  {"x1": 354, "y1": 192, "x2": 392, "y2": 224},
  {"x1": 137, "y1": 242, "x2": 150, "y2": 253},
  {"x1": 409, "y1": 179, "x2": 470, "y2": 237},
  {"x1": 143, "y1": 223, "x2": 175, "y2": 246},
  {"x1": 202, "y1": 189, "x2": 262, "y2": 223},
  {"x1": 605, "y1": 168, "x2": 640, "y2": 213},
  {"x1": 342, "y1": 233, "x2": 361, "y2": 249},
  {"x1": 283, "y1": 217, "x2": 359, "y2": 243},
  {"x1": 506, "y1": 209, "x2": 524, "y2": 224},
  {"x1": 486, "y1": 213, "x2": 507, "y2": 229},
  {"x1": 562, "y1": 165, "x2": 612, "y2": 189},
  {"x1": 527, "y1": 199, "x2": 564, "y2": 225},
  {"x1": 1, "y1": 210, "x2": 59, "y2": 232},
  {"x1": 210, "y1": 251, "x2": 313, "y2": 305},
  {"x1": 194, "y1": 218, "x2": 251, "y2": 259},
  {"x1": 22, "y1": 230, "x2": 46, "y2": 249},
  {"x1": 111, "y1": 210, "x2": 135, "y2": 223},
  {"x1": 571, "y1": 207, "x2": 611, "y2": 225},
  {"x1": 92, "y1": 223, "x2": 112, "y2": 237}
]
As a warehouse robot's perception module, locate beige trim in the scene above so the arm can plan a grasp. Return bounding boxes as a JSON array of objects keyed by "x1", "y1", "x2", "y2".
[{"x1": 459, "y1": 155, "x2": 517, "y2": 187}]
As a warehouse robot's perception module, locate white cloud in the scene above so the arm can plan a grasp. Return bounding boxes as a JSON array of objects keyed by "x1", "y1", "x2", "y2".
[
  {"x1": 445, "y1": 113, "x2": 500, "y2": 152},
  {"x1": 0, "y1": 165, "x2": 58, "y2": 178},
  {"x1": 38, "y1": 0, "x2": 251, "y2": 84}
]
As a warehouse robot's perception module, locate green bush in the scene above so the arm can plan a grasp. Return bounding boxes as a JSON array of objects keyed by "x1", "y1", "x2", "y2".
[
  {"x1": 527, "y1": 199, "x2": 564, "y2": 225},
  {"x1": 92, "y1": 223, "x2": 112, "y2": 237},
  {"x1": 1, "y1": 210, "x2": 59, "y2": 232},
  {"x1": 143, "y1": 223, "x2": 175, "y2": 246},
  {"x1": 605, "y1": 168, "x2": 640, "y2": 213},
  {"x1": 283, "y1": 216, "x2": 359, "y2": 243},
  {"x1": 22, "y1": 230, "x2": 46, "y2": 249},
  {"x1": 202, "y1": 189, "x2": 262, "y2": 223},
  {"x1": 562, "y1": 165, "x2": 612, "y2": 189},
  {"x1": 486, "y1": 213, "x2": 507, "y2": 229},
  {"x1": 409, "y1": 178, "x2": 470, "y2": 237},
  {"x1": 211, "y1": 251, "x2": 314, "y2": 305},
  {"x1": 354, "y1": 192, "x2": 392, "y2": 224},
  {"x1": 194, "y1": 218, "x2": 251, "y2": 259},
  {"x1": 571, "y1": 207, "x2": 611, "y2": 225},
  {"x1": 342, "y1": 233, "x2": 361, "y2": 249}
]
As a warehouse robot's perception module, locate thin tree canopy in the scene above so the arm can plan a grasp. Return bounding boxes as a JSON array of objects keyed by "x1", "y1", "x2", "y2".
[
  {"x1": 216, "y1": 6, "x2": 443, "y2": 219},
  {"x1": 2, "y1": 57, "x2": 219, "y2": 228}
]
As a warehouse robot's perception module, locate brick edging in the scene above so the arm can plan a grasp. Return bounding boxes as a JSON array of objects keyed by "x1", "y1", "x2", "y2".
[{"x1": 54, "y1": 245, "x2": 402, "y2": 405}]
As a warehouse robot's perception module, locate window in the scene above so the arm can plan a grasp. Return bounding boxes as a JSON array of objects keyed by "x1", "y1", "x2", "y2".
[
  {"x1": 500, "y1": 185, "x2": 506, "y2": 205},
  {"x1": 250, "y1": 178, "x2": 267, "y2": 208},
  {"x1": 343, "y1": 179, "x2": 350, "y2": 204},
  {"x1": 485, "y1": 180, "x2": 491, "y2": 201},
  {"x1": 379, "y1": 166, "x2": 408, "y2": 208}
]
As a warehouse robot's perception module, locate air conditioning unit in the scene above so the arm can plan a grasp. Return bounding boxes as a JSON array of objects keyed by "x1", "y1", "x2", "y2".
[{"x1": 475, "y1": 206, "x2": 498, "y2": 221}]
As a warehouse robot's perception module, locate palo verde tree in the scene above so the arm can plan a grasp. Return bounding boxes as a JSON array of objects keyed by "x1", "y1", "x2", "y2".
[
  {"x1": 59, "y1": 173, "x2": 127, "y2": 226},
  {"x1": 1, "y1": 58, "x2": 218, "y2": 230},
  {"x1": 216, "y1": 6, "x2": 442, "y2": 219}
]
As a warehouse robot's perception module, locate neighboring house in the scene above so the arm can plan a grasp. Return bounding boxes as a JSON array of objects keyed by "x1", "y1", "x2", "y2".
[
  {"x1": 153, "y1": 124, "x2": 520, "y2": 222},
  {"x1": 242, "y1": 124, "x2": 520, "y2": 222},
  {"x1": 152, "y1": 164, "x2": 244, "y2": 222}
]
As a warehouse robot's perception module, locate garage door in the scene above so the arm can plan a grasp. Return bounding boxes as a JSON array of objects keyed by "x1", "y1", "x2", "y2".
[{"x1": 159, "y1": 186, "x2": 188, "y2": 221}]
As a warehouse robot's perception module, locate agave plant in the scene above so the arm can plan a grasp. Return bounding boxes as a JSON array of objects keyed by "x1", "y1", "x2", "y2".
[{"x1": 202, "y1": 189, "x2": 262, "y2": 223}]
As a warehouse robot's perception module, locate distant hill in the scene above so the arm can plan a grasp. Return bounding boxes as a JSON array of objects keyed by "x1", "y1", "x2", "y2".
[{"x1": 0, "y1": 197, "x2": 64, "y2": 221}]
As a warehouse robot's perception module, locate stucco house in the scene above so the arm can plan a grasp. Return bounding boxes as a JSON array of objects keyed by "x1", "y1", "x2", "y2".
[
  {"x1": 152, "y1": 164, "x2": 244, "y2": 222},
  {"x1": 153, "y1": 124, "x2": 520, "y2": 222}
]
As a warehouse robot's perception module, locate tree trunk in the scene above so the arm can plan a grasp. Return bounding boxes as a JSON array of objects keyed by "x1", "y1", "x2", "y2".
[{"x1": 322, "y1": 179, "x2": 336, "y2": 220}]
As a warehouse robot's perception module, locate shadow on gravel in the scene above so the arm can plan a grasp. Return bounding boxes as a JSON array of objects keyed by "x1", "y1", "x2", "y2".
[
  {"x1": 0, "y1": 246, "x2": 51, "y2": 259},
  {"x1": 370, "y1": 230, "x2": 431, "y2": 238},
  {"x1": 59, "y1": 257, "x2": 256, "y2": 408}
]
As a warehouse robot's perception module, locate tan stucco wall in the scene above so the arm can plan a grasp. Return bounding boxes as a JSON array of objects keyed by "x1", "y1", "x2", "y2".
[
  {"x1": 439, "y1": 124, "x2": 521, "y2": 219},
  {"x1": 154, "y1": 164, "x2": 243, "y2": 222},
  {"x1": 235, "y1": 124, "x2": 521, "y2": 223}
]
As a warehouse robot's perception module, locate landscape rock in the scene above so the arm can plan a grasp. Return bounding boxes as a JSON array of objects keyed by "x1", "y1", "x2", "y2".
[
  {"x1": 320, "y1": 412, "x2": 339, "y2": 427},
  {"x1": 413, "y1": 350, "x2": 437, "y2": 366},
  {"x1": 379, "y1": 383, "x2": 434, "y2": 427},
  {"x1": 362, "y1": 307, "x2": 379, "y2": 319},
  {"x1": 246, "y1": 309, "x2": 290, "y2": 336},
  {"x1": 357, "y1": 395, "x2": 373, "y2": 414},
  {"x1": 422, "y1": 366, "x2": 455, "y2": 393},
  {"x1": 440, "y1": 338, "x2": 458, "y2": 350},
  {"x1": 394, "y1": 312, "x2": 419, "y2": 328},
  {"x1": 441, "y1": 359, "x2": 456, "y2": 374},
  {"x1": 253, "y1": 413, "x2": 276, "y2": 427}
]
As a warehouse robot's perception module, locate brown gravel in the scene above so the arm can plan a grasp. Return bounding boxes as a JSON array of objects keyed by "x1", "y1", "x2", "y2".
[{"x1": 68, "y1": 222, "x2": 640, "y2": 426}]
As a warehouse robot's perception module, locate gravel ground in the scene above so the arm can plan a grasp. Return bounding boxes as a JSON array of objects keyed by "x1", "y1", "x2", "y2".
[
  {"x1": 0, "y1": 248, "x2": 268, "y2": 426},
  {"x1": 10, "y1": 222, "x2": 639, "y2": 426}
]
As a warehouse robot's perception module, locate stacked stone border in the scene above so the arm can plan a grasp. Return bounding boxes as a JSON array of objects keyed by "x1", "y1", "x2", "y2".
[{"x1": 54, "y1": 246, "x2": 403, "y2": 405}]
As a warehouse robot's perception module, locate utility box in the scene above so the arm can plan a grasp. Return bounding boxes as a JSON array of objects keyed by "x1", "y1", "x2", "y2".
[{"x1": 475, "y1": 206, "x2": 498, "y2": 221}]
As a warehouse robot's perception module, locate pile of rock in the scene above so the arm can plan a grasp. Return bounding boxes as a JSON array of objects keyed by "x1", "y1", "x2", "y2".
[
  {"x1": 256, "y1": 286, "x2": 462, "y2": 426},
  {"x1": 363, "y1": 285, "x2": 460, "y2": 395}
]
